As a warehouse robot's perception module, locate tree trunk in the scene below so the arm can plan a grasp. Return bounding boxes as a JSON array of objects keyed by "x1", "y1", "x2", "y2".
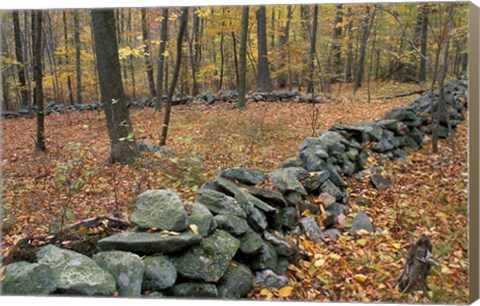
[
  {"x1": 218, "y1": 31, "x2": 224, "y2": 91},
  {"x1": 307, "y1": 5, "x2": 319, "y2": 94},
  {"x1": 327, "y1": 4, "x2": 343, "y2": 89},
  {"x1": 231, "y1": 31, "x2": 239, "y2": 86},
  {"x1": 256, "y1": 6, "x2": 272, "y2": 92},
  {"x1": 62, "y1": 12, "x2": 74, "y2": 105},
  {"x1": 279, "y1": 5, "x2": 292, "y2": 89},
  {"x1": 160, "y1": 8, "x2": 188, "y2": 146},
  {"x1": 419, "y1": 5, "x2": 429, "y2": 82},
  {"x1": 237, "y1": 6, "x2": 249, "y2": 109},
  {"x1": 141, "y1": 8, "x2": 156, "y2": 97},
  {"x1": 73, "y1": 11, "x2": 82, "y2": 104},
  {"x1": 91, "y1": 9, "x2": 139, "y2": 164},
  {"x1": 12, "y1": 11, "x2": 29, "y2": 108},
  {"x1": 128, "y1": 9, "x2": 136, "y2": 100},
  {"x1": 190, "y1": 9, "x2": 200, "y2": 95},
  {"x1": 345, "y1": 7, "x2": 354, "y2": 82},
  {"x1": 353, "y1": 5, "x2": 375, "y2": 93},
  {"x1": 32, "y1": 11, "x2": 46, "y2": 152},
  {"x1": 156, "y1": 8, "x2": 168, "y2": 112}
]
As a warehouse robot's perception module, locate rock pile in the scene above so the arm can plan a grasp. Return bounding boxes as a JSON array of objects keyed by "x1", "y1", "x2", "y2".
[{"x1": 1, "y1": 79, "x2": 468, "y2": 299}]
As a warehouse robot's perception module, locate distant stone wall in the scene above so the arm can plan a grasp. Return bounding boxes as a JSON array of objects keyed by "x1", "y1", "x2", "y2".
[{"x1": 1, "y1": 79, "x2": 467, "y2": 298}]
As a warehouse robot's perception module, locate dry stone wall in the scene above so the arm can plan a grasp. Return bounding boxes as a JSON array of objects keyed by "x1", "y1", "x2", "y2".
[{"x1": 1, "y1": 79, "x2": 467, "y2": 298}]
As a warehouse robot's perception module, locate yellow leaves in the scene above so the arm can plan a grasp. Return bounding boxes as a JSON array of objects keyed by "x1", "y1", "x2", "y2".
[
  {"x1": 278, "y1": 286, "x2": 294, "y2": 298},
  {"x1": 356, "y1": 239, "x2": 368, "y2": 247},
  {"x1": 189, "y1": 224, "x2": 199, "y2": 235},
  {"x1": 328, "y1": 253, "x2": 341, "y2": 260},
  {"x1": 354, "y1": 274, "x2": 368, "y2": 283},
  {"x1": 314, "y1": 258, "x2": 325, "y2": 267}
]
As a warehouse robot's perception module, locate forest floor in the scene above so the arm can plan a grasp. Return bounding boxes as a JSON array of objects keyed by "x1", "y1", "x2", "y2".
[{"x1": 1, "y1": 82, "x2": 468, "y2": 303}]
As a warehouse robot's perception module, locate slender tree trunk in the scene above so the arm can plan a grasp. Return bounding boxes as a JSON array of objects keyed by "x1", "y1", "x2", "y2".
[
  {"x1": 367, "y1": 23, "x2": 377, "y2": 103},
  {"x1": 419, "y1": 5, "x2": 429, "y2": 82},
  {"x1": 345, "y1": 7, "x2": 354, "y2": 82},
  {"x1": 237, "y1": 6, "x2": 249, "y2": 109},
  {"x1": 62, "y1": 12, "x2": 74, "y2": 105},
  {"x1": 128, "y1": 9, "x2": 136, "y2": 100},
  {"x1": 141, "y1": 8, "x2": 156, "y2": 97},
  {"x1": 279, "y1": 5, "x2": 292, "y2": 89},
  {"x1": 160, "y1": 8, "x2": 188, "y2": 146},
  {"x1": 232, "y1": 31, "x2": 239, "y2": 86},
  {"x1": 24, "y1": 11, "x2": 33, "y2": 108},
  {"x1": 33, "y1": 11, "x2": 46, "y2": 151},
  {"x1": 156, "y1": 8, "x2": 168, "y2": 112},
  {"x1": 353, "y1": 5, "x2": 375, "y2": 93},
  {"x1": 256, "y1": 6, "x2": 272, "y2": 92},
  {"x1": 190, "y1": 10, "x2": 200, "y2": 95},
  {"x1": 326, "y1": 4, "x2": 343, "y2": 89},
  {"x1": 73, "y1": 11, "x2": 82, "y2": 104},
  {"x1": 92, "y1": 9, "x2": 139, "y2": 164},
  {"x1": 307, "y1": 5, "x2": 319, "y2": 94},
  {"x1": 1, "y1": 30, "x2": 10, "y2": 110},
  {"x1": 12, "y1": 11, "x2": 29, "y2": 108},
  {"x1": 218, "y1": 31, "x2": 224, "y2": 91},
  {"x1": 45, "y1": 13, "x2": 60, "y2": 103}
]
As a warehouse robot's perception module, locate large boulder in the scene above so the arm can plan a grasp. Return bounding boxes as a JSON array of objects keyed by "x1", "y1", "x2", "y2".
[
  {"x1": 93, "y1": 251, "x2": 145, "y2": 297},
  {"x1": 97, "y1": 231, "x2": 202, "y2": 255},
  {"x1": 195, "y1": 189, "x2": 246, "y2": 218},
  {"x1": 187, "y1": 203, "x2": 217, "y2": 237},
  {"x1": 142, "y1": 256, "x2": 177, "y2": 291},
  {"x1": 217, "y1": 262, "x2": 254, "y2": 299},
  {"x1": 1, "y1": 261, "x2": 56, "y2": 295},
  {"x1": 219, "y1": 167, "x2": 265, "y2": 185},
  {"x1": 174, "y1": 230, "x2": 240, "y2": 282},
  {"x1": 36, "y1": 245, "x2": 116, "y2": 296},
  {"x1": 130, "y1": 190, "x2": 188, "y2": 231}
]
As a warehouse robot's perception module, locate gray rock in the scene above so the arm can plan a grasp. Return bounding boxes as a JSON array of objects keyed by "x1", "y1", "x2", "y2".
[
  {"x1": 214, "y1": 214, "x2": 251, "y2": 236},
  {"x1": 253, "y1": 270, "x2": 289, "y2": 288},
  {"x1": 326, "y1": 163, "x2": 347, "y2": 187},
  {"x1": 268, "y1": 171, "x2": 307, "y2": 195},
  {"x1": 220, "y1": 167, "x2": 265, "y2": 185},
  {"x1": 217, "y1": 262, "x2": 253, "y2": 299},
  {"x1": 131, "y1": 190, "x2": 188, "y2": 231},
  {"x1": 1, "y1": 261, "x2": 56, "y2": 295},
  {"x1": 354, "y1": 197, "x2": 372, "y2": 207},
  {"x1": 299, "y1": 217, "x2": 325, "y2": 242},
  {"x1": 170, "y1": 283, "x2": 218, "y2": 297},
  {"x1": 36, "y1": 245, "x2": 116, "y2": 296},
  {"x1": 316, "y1": 170, "x2": 331, "y2": 184},
  {"x1": 324, "y1": 228, "x2": 342, "y2": 239},
  {"x1": 318, "y1": 193, "x2": 336, "y2": 208},
  {"x1": 263, "y1": 232, "x2": 296, "y2": 257},
  {"x1": 273, "y1": 207, "x2": 297, "y2": 230},
  {"x1": 370, "y1": 174, "x2": 392, "y2": 190},
  {"x1": 324, "y1": 203, "x2": 349, "y2": 228},
  {"x1": 244, "y1": 186, "x2": 288, "y2": 207},
  {"x1": 315, "y1": 148, "x2": 329, "y2": 159},
  {"x1": 372, "y1": 138, "x2": 395, "y2": 152},
  {"x1": 357, "y1": 149, "x2": 370, "y2": 170},
  {"x1": 241, "y1": 201, "x2": 268, "y2": 232},
  {"x1": 93, "y1": 251, "x2": 144, "y2": 297},
  {"x1": 299, "y1": 201, "x2": 320, "y2": 214},
  {"x1": 271, "y1": 167, "x2": 320, "y2": 192},
  {"x1": 97, "y1": 231, "x2": 202, "y2": 255},
  {"x1": 280, "y1": 157, "x2": 304, "y2": 168},
  {"x1": 187, "y1": 203, "x2": 217, "y2": 237},
  {"x1": 174, "y1": 230, "x2": 240, "y2": 282},
  {"x1": 350, "y1": 211, "x2": 374, "y2": 234},
  {"x1": 142, "y1": 256, "x2": 177, "y2": 291},
  {"x1": 274, "y1": 257, "x2": 290, "y2": 275},
  {"x1": 320, "y1": 180, "x2": 343, "y2": 200},
  {"x1": 144, "y1": 291, "x2": 165, "y2": 298},
  {"x1": 284, "y1": 191, "x2": 302, "y2": 206},
  {"x1": 239, "y1": 231, "x2": 264, "y2": 255},
  {"x1": 251, "y1": 242, "x2": 278, "y2": 271},
  {"x1": 215, "y1": 176, "x2": 278, "y2": 213},
  {"x1": 299, "y1": 149, "x2": 327, "y2": 172},
  {"x1": 195, "y1": 189, "x2": 246, "y2": 218}
]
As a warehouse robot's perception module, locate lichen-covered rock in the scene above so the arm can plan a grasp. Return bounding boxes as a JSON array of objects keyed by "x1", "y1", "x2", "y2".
[
  {"x1": 251, "y1": 242, "x2": 278, "y2": 271},
  {"x1": 170, "y1": 283, "x2": 218, "y2": 297},
  {"x1": 273, "y1": 207, "x2": 297, "y2": 230},
  {"x1": 187, "y1": 203, "x2": 217, "y2": 237},
  {"x1": 239, "y1": 231, "x2": 264, "y2": 255},
  {"x1": 131, "y1": 189, "x2": 188, "y2": 231},
  {"x1": 142, "y1": 256, "x2": 177, "y2": 291},
  {"x1": 263, "y1": 231, "x2": 296, "y2": 257},
  {"x1": 93, "y1": 251, "x2": 144, "y2": 297},
  {"x1": 36, "y1": 245, "x2": 116, "y2": 296},
  {"x1": 195, "y1": 189, "x2": 246, "y2": 218},
  {"x1": 217, "y1": 262, "x2": 253, "y2": 299},
  {"x1": 241, "y1": 201, "x2": 268, "y2": 232},
  {"x1": 97, "y1": 231, "x2": 202, "y2": 255},
  {"x1": 219, "y1": 167, "x2": 265, "y2": 185},
  {"x1": 1, "y1": 261, "x2": 56, "y2": 295},
  {"x1": 174, "y1": 230, "x2": 240, "y2": 282},
  {"x1": 214, "y1": 214, "x2": 251, "y2": 236},
  {"x1": 267, "y1": 171, "x2": 307, "y2": 196},
  {"x1": 320, "y1": 180, "x2": 343, "y2": 200}
]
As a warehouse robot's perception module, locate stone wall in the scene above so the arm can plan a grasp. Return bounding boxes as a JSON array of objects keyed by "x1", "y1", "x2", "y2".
[{"x1": 1, "y1": 79, "x2": 467, "y2": 298}]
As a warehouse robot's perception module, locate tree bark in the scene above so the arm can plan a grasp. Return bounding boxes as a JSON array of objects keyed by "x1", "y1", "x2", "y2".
[
  {"x1": 353, "y1": 5, "x2": 375, "y2": 93},
  {"x1": 256, "y1": 6, "x2": 272, "y2": 92},
  {"x1": 156, "y1": 8, "x2": 168, "y2": 112},
  {"x1": 279, "y1": 5, "x2": 292, "y2": 89},
  {"x1": 307, "y1": 5, "x2": 319, "y2": 94},
  {"x1": 190, "y1": 9, "x2": 201, "y2": 95},
  {"x1": 73, "y1": 11, "x2": 82, "y2": 104},
  {"x1": 127, "y1": 9, "x2": 136, "y2": 100},
  {"x1": 141, "y1": 8, "x2": 156, "y2": 97},
  {"x1": 91, "y1": 9, "x2": 139, "y2": 164},
  {"x1": 419, "y1": 5, "x2": 429, "y2": 82},
  {"x1": 62, "y1": 12, "x2": 74, "y2": 105},
  {"x1": 237, "y1": 6, "x2": 249, "y2": 109},
  {"x1": 32, "y1": 11, "x2": 46, "y2": 152},
  {"x1": 12, "y1": 10, "x2": 29, "y2": 108},
  {"x1": 326, "y1": 4, "x2": 343, "y2": 88},
  {"x1": 160, "y1": 8, "x2": 188, "y2": 146}
]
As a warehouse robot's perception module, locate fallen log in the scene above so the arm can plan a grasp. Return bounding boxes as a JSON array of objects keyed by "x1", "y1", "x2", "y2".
[{"x1": 377, "y1": 89, "x2": 427, "y2": 100}]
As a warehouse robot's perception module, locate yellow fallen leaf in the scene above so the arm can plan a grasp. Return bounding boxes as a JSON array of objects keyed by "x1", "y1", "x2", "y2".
[
  {"x1": 357, "y1": 239, "x2": 368, "y2": 246},
  {"x1": 354, "y1": 274, "x2": 368, "y2": 283},
  {"x1": 392, "y1": 243, "x2": 401, "y2": 250},
  {"x1": 189, "y1": 224, "x2": 199, "y2": 235},
  {"x1": 329, "y1": 253, "x2": 341, "y2": 260},
  {"x1": 314, "y1": 259, "x2": 325, "y2": 267},
  {"x1": 229, "y1": 261, "x2": 238, "y2": 268},
  {"x1": 278, "y1": 286, "x2": 293, "y2": 297},
  {"x1": 260, "y1": 288, "x2": 270, "y2": 296}
]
